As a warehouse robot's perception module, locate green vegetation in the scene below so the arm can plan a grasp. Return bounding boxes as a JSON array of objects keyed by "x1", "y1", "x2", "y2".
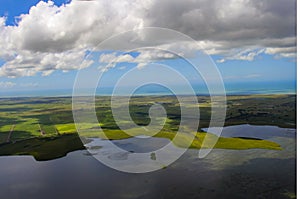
[
  {"x1": 0, "y1": 134, "x2": 85, "y2": 161},
  {"x1": 282, "y1": 191, "x2": 297, "y2": 199},
  {"x1": 85, "y1": 128, "x2": 282, "y2": 150},
  {"x1": 0, "y1": 94, "x2": 294, "y2": 160},
  {"x1": 0, "y1": 129, "x2": 281, "y2": 161}
]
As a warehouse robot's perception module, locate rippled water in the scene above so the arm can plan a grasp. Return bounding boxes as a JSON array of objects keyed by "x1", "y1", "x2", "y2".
[{"x1": 0, "y1": 125, "x2": 296, "y2": 199}]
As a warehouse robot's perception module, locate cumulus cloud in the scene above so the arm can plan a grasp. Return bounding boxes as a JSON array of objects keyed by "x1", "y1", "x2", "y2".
[
  {"x1": 0, "y1": 0, "x2": 146, "y2": 77},
  {"x1": 98, "y1": 53, "x2": 135, "y2": 71},
  {"x1": 217, "y1": 48, "x2": 265, "y2": 63},
  {"x1": 98, "y1": 49, "x2": 177, "y2": 71},
  {"x1": 0, "y1": 49, "x2": 94, "y2": 77},
  {"x1": 264, "y1": 47, "x2": 296, "y2": 58},
  {"x1": 99, "y1": 53, "x2": 135, "y2": 64},
  {"x1": 0, "y1": 0, "x2": 296, "y2": 77}
]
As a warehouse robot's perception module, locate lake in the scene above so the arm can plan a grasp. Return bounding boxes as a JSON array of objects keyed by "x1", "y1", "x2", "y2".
[{"x1": 0, "y1": 125, "x2": 295, "y2": 199}]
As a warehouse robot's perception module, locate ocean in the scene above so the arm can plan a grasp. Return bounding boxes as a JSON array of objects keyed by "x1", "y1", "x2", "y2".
[{"x1": 0, "y1": 80, "x2": 296, "y2": 98}]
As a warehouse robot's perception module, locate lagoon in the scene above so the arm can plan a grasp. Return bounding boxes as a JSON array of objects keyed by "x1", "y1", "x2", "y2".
[{"x1": 0, "y1": 125, "x2": 295, "y2": 199}]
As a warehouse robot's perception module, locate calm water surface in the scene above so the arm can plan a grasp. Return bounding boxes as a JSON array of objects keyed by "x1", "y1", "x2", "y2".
[{"x1": 0, "y1": 125, "x2": 295, "y2": 199}]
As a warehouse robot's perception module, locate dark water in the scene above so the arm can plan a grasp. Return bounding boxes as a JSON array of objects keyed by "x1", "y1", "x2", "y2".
[{"x1": 0, "y1": 125, "x2": 296, "y2": 199}]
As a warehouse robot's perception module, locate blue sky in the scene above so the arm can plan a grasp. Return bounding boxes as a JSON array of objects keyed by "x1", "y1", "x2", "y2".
[
  {"x1": 0, "y1": 0, "x2": 68, "y2": 25},
  {"x1": 0, "y1": 0, "x2": 296, "y2": 94}
]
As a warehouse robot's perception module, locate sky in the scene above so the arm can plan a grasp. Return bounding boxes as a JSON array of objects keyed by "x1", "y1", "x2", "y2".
[{"x1": 0, "y1": 0, "x2": 296, "y2": 93}]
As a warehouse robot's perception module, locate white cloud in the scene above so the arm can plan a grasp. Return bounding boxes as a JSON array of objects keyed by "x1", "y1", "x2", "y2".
[
  {"x1": 99, "y1": 53, "x2": 135, "y2": 64},
  {"x1": 275, "y1": 53, "x2": 296, "y2": 59},
  {"x1": 0, "y1": 0, "x2": 146, "y2": 77},
  {"x1": 0, "y1": 0, "x2": 296, "y2": 77},
  {"x1": 217, "y1": 48, "x2": 265, "y2": 63},
  {"x1": 136, "y1": 63, "x2": 148, "y2": 69},
  {"x1": 217, "y1": 59, "x2": 225, "y2": 63},
  {"x1": 0, "y1": 81, "x2": 16, "y2": 88},
  {"x1": 265, "y1": 47, "x2": 296, "y2": 58},
  {"x1": 0, "y1": 49, "x2": 94, "y2": 77},
  {"x1": 98, "y1": 49, "x2": 177, "y2": 71},
  {"x1": 134, "y1": 49, "x2": 176, "y2": 62}
]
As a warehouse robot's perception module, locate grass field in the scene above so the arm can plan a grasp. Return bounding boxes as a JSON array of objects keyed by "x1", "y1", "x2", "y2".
[{"x1": 0, "y1": 94, "x2": 295, "y2": 160}]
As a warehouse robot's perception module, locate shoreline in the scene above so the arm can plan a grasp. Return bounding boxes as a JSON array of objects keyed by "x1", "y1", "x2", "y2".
[
  {"x1": 0, "y1": 123, "x2": 294, "y2": 161},
  {"x1": 0, "y1": 93, "x2": 296, "y2": 99}
]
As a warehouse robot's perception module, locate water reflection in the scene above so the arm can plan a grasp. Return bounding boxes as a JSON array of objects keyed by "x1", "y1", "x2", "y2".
[{"x1": 0, "y1": 125, "x2": 295, "y2": 199}]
